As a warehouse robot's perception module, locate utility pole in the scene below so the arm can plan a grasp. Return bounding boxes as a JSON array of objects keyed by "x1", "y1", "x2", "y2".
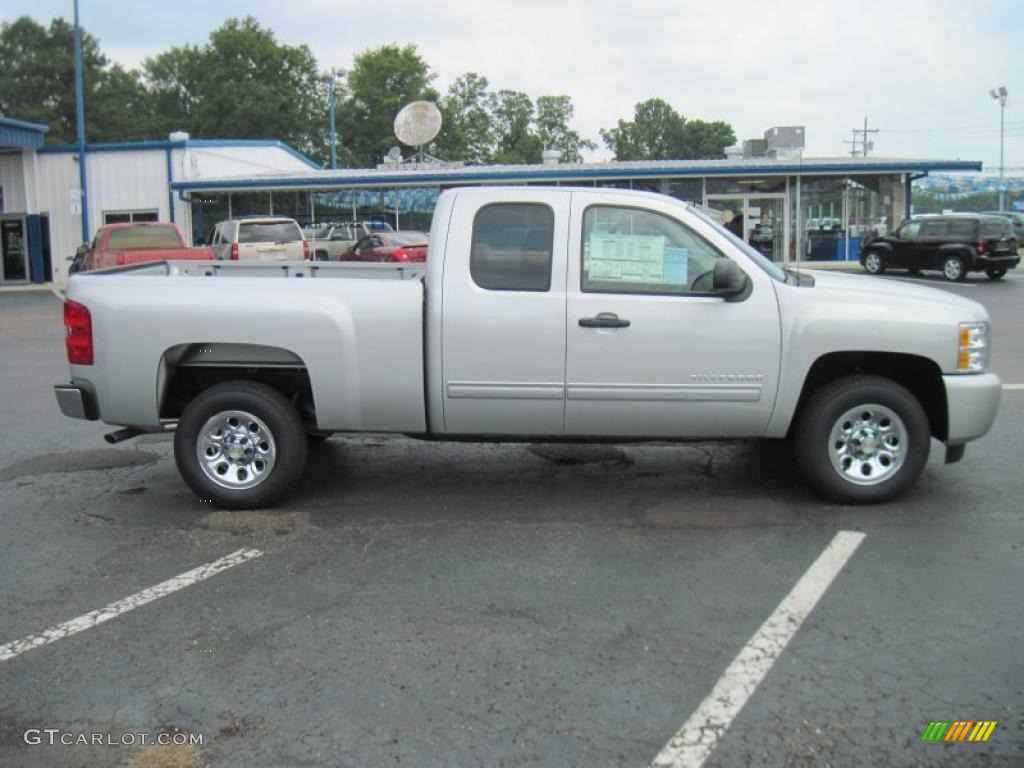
[
  {"x1": 990, "y1": 86, "x2": 1008, "y2": 210},
  {"x1": 73, "y1": 0, "x2": 90, "y2": 243},
  {"x1": 844, "y1": 116, "x2": 879, "y2": 158},
  {"x1": 323, "y1": 68, "x2": 347, "y2": 170}
]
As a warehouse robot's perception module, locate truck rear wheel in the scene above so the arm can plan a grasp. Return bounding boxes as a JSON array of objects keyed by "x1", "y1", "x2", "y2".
[
  {"x1": 174, "y1": 381, "x2": 308, "y2": 509},
  {"x1": 793, "y1": 375, "x2": 930, "y2": 504}
]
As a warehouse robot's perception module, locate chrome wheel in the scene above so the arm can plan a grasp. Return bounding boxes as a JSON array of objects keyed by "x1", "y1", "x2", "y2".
[
  {"x1": 197, "y1": 410, "x2": 276, "y2": 490},
  {"x1": 828, "y1": 404, "x2": 907, "y2": 486},
  {"x1": 943, "y1": 257, "x2": 963, "y2": 281},
  {"x1": 864, "y1": 252, "x2": 882, "y2": 274}
]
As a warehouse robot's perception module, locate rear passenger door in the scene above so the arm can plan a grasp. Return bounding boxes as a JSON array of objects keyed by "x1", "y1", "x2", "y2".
[
  {"x1": 916, "y1": 219, "x2": 948, "y2": 269},
  {"x1": 440, "y1": 189, "x2": 570, "y2": 435}
]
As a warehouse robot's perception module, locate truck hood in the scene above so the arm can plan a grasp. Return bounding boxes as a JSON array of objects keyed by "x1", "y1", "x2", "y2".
[{"x1": 800, "y1": 269, "x2": 989, "y2": 321}]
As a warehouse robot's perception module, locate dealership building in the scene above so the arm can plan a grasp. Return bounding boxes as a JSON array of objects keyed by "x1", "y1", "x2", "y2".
[{"x1": 0, "y1": 114, "x2": 983, "y2": 285}]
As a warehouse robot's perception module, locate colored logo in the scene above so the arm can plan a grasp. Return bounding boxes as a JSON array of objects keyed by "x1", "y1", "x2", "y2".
[{"x1": 921, "y1": 721, "x2": 997, "y2": 742}]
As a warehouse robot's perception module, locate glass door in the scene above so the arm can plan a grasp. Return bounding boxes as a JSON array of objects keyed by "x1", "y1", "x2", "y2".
[
  {"x1": 706, "y1": 194, "x2": 788, "y2": 263},
  {"x1": 1, "y1": 217, "x2": 29, "y2": 283}
]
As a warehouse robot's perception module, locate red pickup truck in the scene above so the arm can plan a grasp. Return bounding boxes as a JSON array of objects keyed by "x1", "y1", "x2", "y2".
[{"x1": 72, "y1": 222, "x2": 213, "y2": 273}]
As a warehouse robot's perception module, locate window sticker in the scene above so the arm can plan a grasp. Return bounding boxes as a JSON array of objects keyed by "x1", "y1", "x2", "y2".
[
  {"x1": 662, "y1": 246, "x2": 689, "y2": 285},
  {"x1": 587, "y1": 233, "x2": 667, "y2": 282}
]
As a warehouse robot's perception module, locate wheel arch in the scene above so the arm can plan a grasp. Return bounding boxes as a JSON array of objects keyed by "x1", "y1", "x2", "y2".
[
  {"x1": 790, "y1": 351, "x2": 948, "y2": 441},
  {"x1": 158, "y1": 342, "x2": 318, "y2": 428}
]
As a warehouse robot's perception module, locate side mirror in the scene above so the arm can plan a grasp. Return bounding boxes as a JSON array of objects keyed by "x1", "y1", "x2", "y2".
[
  {"x1": 713, "y1": 259, "x2": 748, "y2": 295},
  {"x1": 75, "y1": 244, "x2": 89, "y2": 258}
]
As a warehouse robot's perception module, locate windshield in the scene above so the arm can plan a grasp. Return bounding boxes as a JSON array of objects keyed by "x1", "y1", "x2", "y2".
[
  {"x1": 239, "y1": 221, "x2": 303, "y2": 243},
  {"x1": 106, "y1": 226, "x2": 181, "y2": 250},
  {"x1": 687, "y1": 206, "x2": 789, "y2": 282}
]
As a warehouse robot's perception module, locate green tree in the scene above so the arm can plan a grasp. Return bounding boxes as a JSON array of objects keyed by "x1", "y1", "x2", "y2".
[
  {"x1": 535, "y1": 95, "x2": 596, "y2": 163},
  {"x1": 339, "y1": 44, "x2": 438, "y2": 167},
  {"x1": 489, "y1": 90, "x2": 542, "y2": 164},
  {"x1": 0, "y1": 16, "x2": 153, "y2": 142},
  {"x1": 145, "y1": 17, "x2": 327, "y2": 161},
  {"x1": 435, "y1": 72, "x2": 493, "y2": 164},
  {"x1": 600, "y1": 98, "x2": 734, "y2": 160}
]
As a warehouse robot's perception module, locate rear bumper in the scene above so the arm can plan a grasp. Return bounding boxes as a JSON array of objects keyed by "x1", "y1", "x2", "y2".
[
  {"x1": 943, "y1": 372, "x2": 1001, "y2": 444},
  {"x1": 54, "y1": 382, "x2": 99, "y2": 421},
  {"x1": 971, "y1": 253, "x2": 1020, "y2": 269}
]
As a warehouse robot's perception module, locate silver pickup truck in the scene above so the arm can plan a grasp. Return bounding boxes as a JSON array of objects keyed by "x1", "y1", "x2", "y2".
[{"x1": 55, "y1": 186, "x2": 1002, "y2": 508}]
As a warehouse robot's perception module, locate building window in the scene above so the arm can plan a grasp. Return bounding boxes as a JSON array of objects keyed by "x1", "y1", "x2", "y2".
[
  {"x1": 470, "y1": 203, "x2": 554, "y2": 291},
  {"x1": 103, "y1": 210, "x2": 159, "y2": 224}
]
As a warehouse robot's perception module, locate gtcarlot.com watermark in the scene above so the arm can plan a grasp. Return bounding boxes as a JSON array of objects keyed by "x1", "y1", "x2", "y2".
[{"x1": 24, "y1": 728, "x2": 203, "y2": 746}]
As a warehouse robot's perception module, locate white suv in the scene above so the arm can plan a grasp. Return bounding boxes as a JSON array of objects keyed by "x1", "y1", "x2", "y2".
[{"x1": 210, "y1": 217, "x2": 308, "y2": 261}]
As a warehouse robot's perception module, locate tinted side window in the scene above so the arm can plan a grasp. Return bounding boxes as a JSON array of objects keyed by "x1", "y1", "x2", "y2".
[
  {"x1": 581, "y1": 206, "x2": 723, "y2": 295},
  {"x1": 899, "y1": 221, "x2": 921, "y2": 238},
  {"x1": 919, "y1": 220, "x2": 947, "y2": 237},
  {"x1": 946, "y1": 220, "x2": 976, "y2": 238},
  {"x1": 981, "y1": 219, "x2": 1011, "y2": 237},
  {"x1": 471, "y1": 204, "x2": 553, "y2": 291}
]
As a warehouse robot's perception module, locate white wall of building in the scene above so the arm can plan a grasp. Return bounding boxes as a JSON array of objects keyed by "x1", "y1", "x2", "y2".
[
  {"x1": 33, "y1": 142, "x2": 317, "y2": 284},
  {"x1": 0, "y1": 152, "x2": 29, "y2": 213}
]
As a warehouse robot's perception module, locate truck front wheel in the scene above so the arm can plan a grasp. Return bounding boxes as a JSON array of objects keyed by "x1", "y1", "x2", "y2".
[
  {"x1": 174, "y1": 381, "x2": 308, "y2": 509},
  {"x1": 793, "y1": 375, "x2": 930, "y2": 504}
]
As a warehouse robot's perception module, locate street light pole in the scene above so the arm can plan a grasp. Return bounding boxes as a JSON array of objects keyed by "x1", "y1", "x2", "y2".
[
  {"x1": 324, "y1": 69, "x2": 346, "y2": 170},
  {"x1": 990, "y1": 86, "x2": 1008, "y2": 211},
  {"x1": 73, "y1": 0, "x2": 90, "y2": 243}
]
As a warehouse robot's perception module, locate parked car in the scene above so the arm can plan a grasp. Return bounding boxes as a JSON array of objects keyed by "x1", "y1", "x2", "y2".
[
  {"x1": 860, "y1": 213, "x2": 1019, "y2": 281},
  {"x1": 981, "y1": 211, "x2": 1024, "y2": 244},
  {"x1": 72, "y1": 222, "x2": 213, "y2": 273},
  {"x1": 56, "y1": 186, "x2": 1001, "y2": 509},
  {"x1": 304, "y1": 222, "x2": 395, "y2": 261},
  {"x1": 340, "y1": 231, "x2": 428, "y2": 262},
  {"x1": 209, "y1": 217, "x2": 308, "y2": 261}
]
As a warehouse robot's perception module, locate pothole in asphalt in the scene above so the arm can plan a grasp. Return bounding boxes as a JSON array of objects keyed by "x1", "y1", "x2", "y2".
[
  {"x1": 197, "y1": 510, "x2": 314, "y2": 538},
  {"x1": 0, "y1": 449, "x2": 158, "y2": 481},
  {"x1": 528, "y1": 444, "x2": 632, "y2": 466},
  {"x1": 125, "y1": 743, "x2": 201, "y2": 768}
]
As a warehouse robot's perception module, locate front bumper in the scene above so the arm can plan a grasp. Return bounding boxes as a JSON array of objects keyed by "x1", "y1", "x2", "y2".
[
  {"x1": 944, "y1": 372, "x2": 1001, "y2": 444},
  {"x1": 54, "y1": 382, "x2": 98, "y2": 421}
]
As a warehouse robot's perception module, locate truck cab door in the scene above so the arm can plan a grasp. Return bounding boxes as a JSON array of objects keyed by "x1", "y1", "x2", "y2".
[
  {"x1": 564, "y1": 193, "x2": 781, "y2": 437},
  {"x1": 440, "y1": 189, "x2": 570, "y2": 435}
]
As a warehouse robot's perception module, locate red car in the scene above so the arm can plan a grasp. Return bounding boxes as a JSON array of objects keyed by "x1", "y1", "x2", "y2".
[
  {"x1": 72, "y1": 222, "x2": 213, "y2": 273},
  {"x1": 340, "y1": 231, "x2": 428, "y2": 262}
]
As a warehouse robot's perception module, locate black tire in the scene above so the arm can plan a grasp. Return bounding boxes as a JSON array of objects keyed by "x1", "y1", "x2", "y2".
[
  {"x1": 174, "y1": 380, "x2": 308, "y2": 509},
  {"x1": 985, "y1": 268, "x2": 1007, "y2": 279},
  {"x1": 314, "y1": 250, "x2": 328, "y2": 262},
  {"x1": 942, "y1": 254, "x2": 967, "y2": 282},
  {"x1": 862, "y1": 250, "x2": 885, "y2": 275},
  {"x1": 793, "y1": 375, "x2": 930, "y2": 504}
]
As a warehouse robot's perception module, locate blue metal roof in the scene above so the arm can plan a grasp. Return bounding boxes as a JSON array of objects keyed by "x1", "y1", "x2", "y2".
[
  {"x1": 168, "y1": 156, "x2": 984, "y2": 192},
  {"x1": 0, "y1": 116, "x2": 49, "y2": 150},
  {"x1": 39, "y1": 138, "x2": 320, "y2": 169}
]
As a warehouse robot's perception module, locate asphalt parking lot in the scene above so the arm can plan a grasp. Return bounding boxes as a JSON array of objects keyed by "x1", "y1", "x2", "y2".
[{"x1": 1, "y1": 273, "x2": 1022, "y2": 767}]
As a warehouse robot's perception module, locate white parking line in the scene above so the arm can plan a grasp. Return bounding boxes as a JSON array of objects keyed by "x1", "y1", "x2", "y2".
[
  {"x1": 0, "y1": 548, "x2": 262, "y2": 662},
  {"x1": 651, "y1": 531, "x2": 866, "y2": 768},
  {"x1": 1003, "y1": 384, "x2": 1024, "y2": 391},
  {"x1": 883, "y1": 277, "x2": 976, "y2": 288}
]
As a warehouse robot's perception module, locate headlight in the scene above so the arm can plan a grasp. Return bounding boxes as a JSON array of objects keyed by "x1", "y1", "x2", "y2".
[{"x1": 957, "y1": 321, "x2": 990, "y2": 372}]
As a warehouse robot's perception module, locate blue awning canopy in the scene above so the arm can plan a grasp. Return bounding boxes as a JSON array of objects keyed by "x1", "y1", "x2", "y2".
[{"x1": 0, "y1": 116, "x2": 48, "y2": 150}]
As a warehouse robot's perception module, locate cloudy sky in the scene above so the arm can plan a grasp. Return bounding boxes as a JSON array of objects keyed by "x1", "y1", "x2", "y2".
[{"x1": 3, "y1": 0, "x2": 1021, "y2": 169}]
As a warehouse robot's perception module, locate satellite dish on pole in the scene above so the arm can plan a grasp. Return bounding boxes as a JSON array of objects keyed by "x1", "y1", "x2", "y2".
[{"x1": 394, "y1": 101, "x2": 442, "y2": 148}]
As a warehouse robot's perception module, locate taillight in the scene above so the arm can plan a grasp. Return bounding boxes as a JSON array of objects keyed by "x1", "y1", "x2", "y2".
[
  {"x1": 302, "y1": 240, "x2": 310, "y2": 260},
  {"x1": 977, "y1": 240, "x2": 985, "y2": 254},
  {"x1": 64, "y1": 300, "x2": 93, "y2": 365},
  {"x1": 230, "y1": 243, "x2": 239, "y2": 260},
  {"x1": 392, "y1": 248, "x2": 409, "y2": 262}
]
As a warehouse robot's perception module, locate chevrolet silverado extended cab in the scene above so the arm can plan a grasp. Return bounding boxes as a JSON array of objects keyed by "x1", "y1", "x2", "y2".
[{"x1": 54, "y1": 187, "x2": 1002, "y2": 508}]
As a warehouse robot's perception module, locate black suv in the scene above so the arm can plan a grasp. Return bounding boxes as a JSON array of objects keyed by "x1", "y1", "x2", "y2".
[{"x1": 860, "y1": 214, "x2": 1019, "y2": 281}]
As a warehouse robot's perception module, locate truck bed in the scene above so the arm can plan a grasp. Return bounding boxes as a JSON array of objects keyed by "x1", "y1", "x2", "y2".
[{"x1": 64, "y1": 260, "x2": 428, "y2": 433}]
